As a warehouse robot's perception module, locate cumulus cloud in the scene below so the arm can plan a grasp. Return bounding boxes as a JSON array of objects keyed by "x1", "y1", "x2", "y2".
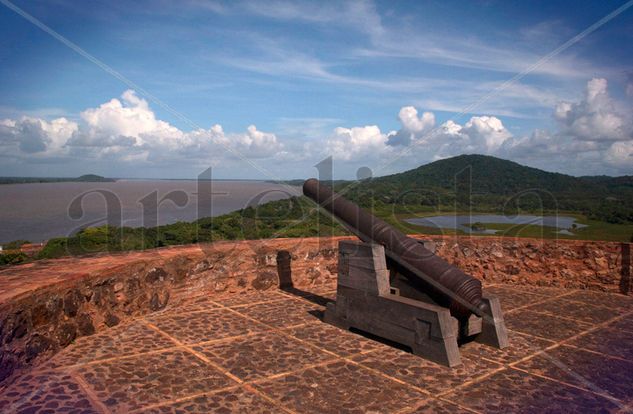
[
  {"x1": 2, "y1": 79, "x2": 632, "y2": 176},
  {"x1": 326, "y1": 125, "x2": 393, "y2": 161},
  {"x1": 500, "y1": 78, "x2": 633, "y2": 172},
  {"x1": 605, "y1": 140, "x2": 633, "y2": 168},
  {"x1": 555, "y1": 78, "x2": 630, "y2": 142},
  {"x1": 0, "y1": 117, "x2": 78, "y2": 154},
  {"x1": 422, "y1": 115, "x2": 512, "y2": 159},
  {"x1": 1, "y1": 90, "x2": 283, "y2": 166},
  {"x1": 71, "y1": 90, "x2": 183, "y2": 148},
  {"x1": 387, "y1": 106, "x2": 434, "y2": 146}
]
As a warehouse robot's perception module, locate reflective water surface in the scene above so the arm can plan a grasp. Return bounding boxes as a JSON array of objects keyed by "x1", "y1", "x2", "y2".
[
  {"x1": 0, "y1": 180, "x2": 300, "y2": 242},
  {"x1": 405, "y1": 214, "x2": 587, "y2": 234}
]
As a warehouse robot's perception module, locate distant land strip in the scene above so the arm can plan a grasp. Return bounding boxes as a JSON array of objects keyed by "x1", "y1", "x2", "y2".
[{"x1": 0, "y1": 174, "x2": 116, "y2": 185}]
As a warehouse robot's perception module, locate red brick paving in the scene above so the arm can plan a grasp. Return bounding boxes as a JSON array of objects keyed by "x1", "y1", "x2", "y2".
[{"x1": 1, "y1": 285, "x2": 632, "y2": 413}]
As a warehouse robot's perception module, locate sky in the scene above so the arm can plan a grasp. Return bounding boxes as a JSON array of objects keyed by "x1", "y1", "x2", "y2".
[{"x1": 0, "y1": 0, "x2": 632, "y2": 180}]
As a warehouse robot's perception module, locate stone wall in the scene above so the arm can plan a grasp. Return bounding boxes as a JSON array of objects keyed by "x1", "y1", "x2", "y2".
[
  {"x1": 0, "y1": 235, "x2": 631, "y2": 385},
  {"x1": 427, "y1": 236, "x2": 631, "y2": 292}
]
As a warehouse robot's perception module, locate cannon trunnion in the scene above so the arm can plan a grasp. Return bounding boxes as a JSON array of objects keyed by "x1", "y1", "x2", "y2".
[{"x1": 303, "y1": 179, "x2": 508, "y2": 367}]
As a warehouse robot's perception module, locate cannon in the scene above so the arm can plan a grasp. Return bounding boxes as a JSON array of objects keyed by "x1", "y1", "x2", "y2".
[{"x1": 303, "y1": 179, "x2": 508, "y2": 367}]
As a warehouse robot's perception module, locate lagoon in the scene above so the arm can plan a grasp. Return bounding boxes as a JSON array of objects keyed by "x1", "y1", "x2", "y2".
[{"x1": 405, "y1": 214, "x2": 587, "y2": 234}]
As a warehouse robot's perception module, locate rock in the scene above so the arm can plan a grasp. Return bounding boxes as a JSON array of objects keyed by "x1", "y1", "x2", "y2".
[
  {"x1": 0, "y1": 353, "x2": 18, "y2": 383},
  {"x1": 63, "y1": 290, "x2": 82, "y2": 317},
  {"x1": 31, "y1": 297, "x2": 62, "y2": 327},
  {"x1": 212, "y1": 281, "x2": 227, "y2": 292},
  {"x1": 306, "y1": 267, "x2": 322, "y2": 283},
  {"x1": 125, "y1": 277, "x2": 141, "y2": 298},
  {"x1": 4, "y1": 311, "x2": 30, "y2": 344},
  {"x1": 491, "y1": 247, "x2": 504, "y2": 258},
  {"x1": 149, "y1": 292, "x2": 169, "y2": 311},
  {"x1": 113, "y1": 282, "x2": 124, "y2": 292},
  {"x1": 56, "y1": 323, "x2": 77, "y2": 347},
  {"x1": 25, "y1": 334, "x2": 53, "y2": 362},
  {"x1": 252, "y1": 271, "x2": 277, "y2": 290},
  {"x1": 594, "y1": 256, "x2": 608, "y2": 269},
  {"x1": 193, "y1": 260, "x2": 211, "y2": 273},
  {"x1": 145, "y1": 267, "x2": 167, "y2": 284},
  {"x1": 76, "y1": 313, "x2": 95, "y2": 336},
  {"x1": 104, "y1": 313, "x2": 120, "y2": 327}
]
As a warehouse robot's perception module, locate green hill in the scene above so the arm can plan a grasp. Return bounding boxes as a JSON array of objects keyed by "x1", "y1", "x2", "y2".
[{"x1": 338, "y1": 154, "x2": 632, "y2": 224}]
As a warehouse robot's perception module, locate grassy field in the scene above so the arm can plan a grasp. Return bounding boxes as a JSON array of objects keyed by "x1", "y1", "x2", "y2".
[{"x1": 392, "y1": 210, "x2": 633, "y2": 242}]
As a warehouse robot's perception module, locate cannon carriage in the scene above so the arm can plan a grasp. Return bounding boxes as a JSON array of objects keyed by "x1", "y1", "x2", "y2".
[{"x1": 303, "y1": 178, "x2": 508, "y2": 367}]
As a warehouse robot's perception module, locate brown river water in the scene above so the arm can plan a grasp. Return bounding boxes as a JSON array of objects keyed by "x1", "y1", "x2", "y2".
[{"x1": 0, "y1": 180, "x2": 300, "y2": 243}]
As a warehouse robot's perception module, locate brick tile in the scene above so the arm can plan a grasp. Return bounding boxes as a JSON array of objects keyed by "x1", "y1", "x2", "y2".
[
  {"x1": 254, "y1": 361, "x2": 428, "y2": 414},
  {"x1": 523, "y1": 298, "x2": 622, "y2": 324},
  {"x1": 351, "y1": 347, "x2": 501, "y2": 395},
  {"x1": 446, "y1": 368, "x2": 620, "y2": 413},
  {"x1": 515, "y1": 345, "x2": 633, "y2": 403},
  {"x1": 146, "y1": 309, "x2": 265, "y2": 344},
  {"x1": 142, "y1": 387, "x2": 279, "y2": 413},
  {"x1": 285, "y1": 323, "x2": 388, "y2": 357},
  {"x1": 232, "y1": 298, "x2": 323, "y2": 328},
  {"x1": 0, "y1": 371, "x2": 99, "y2": 413},
  {"x1": 77, "y1": 349, "x2": 236, "y2": 412},
  {"x1": 484, "y1": 286, "x2": 547, "y2": 311},
  {"x1": 193, "y1": 331, "x2": 333, "y2": 381},
  {"x1": 460, "y1": 331, "x2": 554, "y2": 365},
  {"x1": 44, "y1": 321, "x2": 175, "y2": 368},
  {"x1": 505, "y1": 310, "x2": 593, "y2": 341},
  {"x1": 567, "y1": 326, "x2": 633, "y2": 362}
]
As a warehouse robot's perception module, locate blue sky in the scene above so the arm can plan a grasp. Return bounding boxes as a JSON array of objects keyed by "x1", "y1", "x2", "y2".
[{"x1": 1, "y1": 0, "x2": 632, "y2": 179}]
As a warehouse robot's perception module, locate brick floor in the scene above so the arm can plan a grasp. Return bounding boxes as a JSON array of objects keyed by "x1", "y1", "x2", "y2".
[{"x1": 2, "y1": 284, "x2": 632, "y2": 413}]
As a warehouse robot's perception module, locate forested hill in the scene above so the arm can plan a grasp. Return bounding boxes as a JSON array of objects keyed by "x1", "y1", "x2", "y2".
[
  {"x1": 373, "y1": 154, "x2": 606, "y2": 194},
  {"x1": 338, "y1": 154, "x2": 633, "y2": 224}
]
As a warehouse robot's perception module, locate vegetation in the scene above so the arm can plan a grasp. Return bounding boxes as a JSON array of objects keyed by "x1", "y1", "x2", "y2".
[
  {"x1": 2, "y1": 239, "x2": 30, "y2": 250},
  {"x1": 335, "y1": 155, "x2": 633, "y2": 224},
  {"x1": 0, "y1": 174, "x2": 115, "y2": 185},
  {"x1": 0, "y1": 251, "x2": 28, "y2": 266},
  {"x1": 37, "y1": 196, "x2": 346, "y2": 260},
  {"x1": 470, "y1": 222, "x2": 486, "y2": 231},
  {"x1": 9, "y1": 154, "x2": 633, "y2": 263}
]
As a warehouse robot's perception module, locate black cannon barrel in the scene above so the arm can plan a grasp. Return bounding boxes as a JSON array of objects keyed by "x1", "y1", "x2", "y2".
[{"x1": 303, "y1": 178, "x2": 485, "y2": 318}]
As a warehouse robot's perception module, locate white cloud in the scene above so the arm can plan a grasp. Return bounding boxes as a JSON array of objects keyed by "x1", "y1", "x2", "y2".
[
  {"x1": 462, "y1": 116, "x2": 512, "y2": 152},
  {"x1": 0, "y1": 116, "x2": 78, "y2": 154},
  {"x1": 326, "y1": 125, "x2": 393, "y2": 161},
  {"x1": 555, "y1": 78, "x2": 630, "y2": 142},
  {"x1": 499, "y1": 78, "x2": 633, "y2": 172},
  {"x1": 387, "y1": 106, "x2": 435, "y2": 146},
  {"x1": 0, "y1": 90, "x2": 283, "y2": 165},
  {"x1": 2, "y1": 78, "x2": 632, "y2": 176},
  {"x1": 605, "y1": 140, "x2": 633, "y2": 168},
  {"x1": 398, "y1": 106, "x2": 434, "y2": 134}
]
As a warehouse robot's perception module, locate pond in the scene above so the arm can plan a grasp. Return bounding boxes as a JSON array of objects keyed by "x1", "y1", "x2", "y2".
[{"x1": 404, "y1": 214, "x2": 587, "y2": 235}]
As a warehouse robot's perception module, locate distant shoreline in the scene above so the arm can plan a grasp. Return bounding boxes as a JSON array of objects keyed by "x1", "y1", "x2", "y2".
[
  {"x1": 0, "y1": 176, "x2": 294, "y2": 185},
  {"x1": 0, "y1": 174, "x2": 116, "y2": 185}
]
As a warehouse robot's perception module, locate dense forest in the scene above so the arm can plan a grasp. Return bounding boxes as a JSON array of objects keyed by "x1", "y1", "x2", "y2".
[{"x1": 4, "y1": 154, "x2": 633, "y2": 262}]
